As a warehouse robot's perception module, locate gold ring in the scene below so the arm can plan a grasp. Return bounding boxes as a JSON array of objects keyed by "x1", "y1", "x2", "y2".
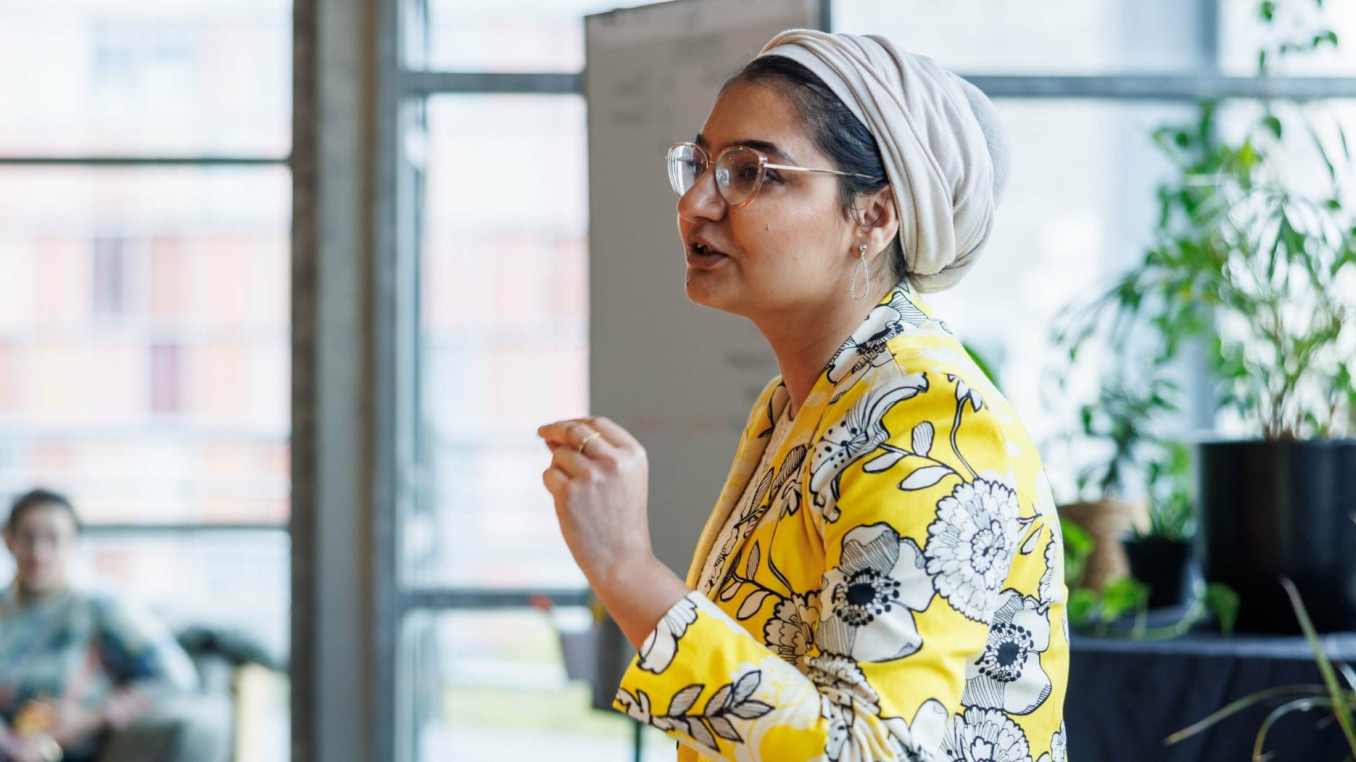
[{"x1": 578, "y1": 431, "x2": 602, "y2": 454}]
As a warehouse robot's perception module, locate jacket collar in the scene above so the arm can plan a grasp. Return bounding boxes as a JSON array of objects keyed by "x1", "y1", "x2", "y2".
[{"x1": 685, "y1": 283, "x2": 939, "y2": 588}]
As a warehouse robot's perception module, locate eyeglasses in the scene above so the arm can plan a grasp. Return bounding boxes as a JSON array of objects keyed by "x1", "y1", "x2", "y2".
[{"x1": 666, "y1": 142, "x2": 875, "y2": 208}]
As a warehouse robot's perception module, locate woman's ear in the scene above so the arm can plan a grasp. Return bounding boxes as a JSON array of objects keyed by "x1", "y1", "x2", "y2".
[{"x1": 857, "y1": 186, "x2": 900, "y2": 255}]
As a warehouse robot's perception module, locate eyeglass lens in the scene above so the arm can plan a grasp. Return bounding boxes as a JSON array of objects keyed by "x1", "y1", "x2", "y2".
[{"x1": 667, "y1": 144, "x2": 763, "y2": 206}]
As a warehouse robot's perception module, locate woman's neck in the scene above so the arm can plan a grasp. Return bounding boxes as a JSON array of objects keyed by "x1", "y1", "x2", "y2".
[{"x1": 751, "y1": 281, "x2": 893, "y2": 418}]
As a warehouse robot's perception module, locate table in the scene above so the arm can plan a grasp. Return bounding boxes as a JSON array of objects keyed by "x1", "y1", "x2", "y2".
[{"x1": 1067, "y1": 631, "x2": 1356, "y2": 761}]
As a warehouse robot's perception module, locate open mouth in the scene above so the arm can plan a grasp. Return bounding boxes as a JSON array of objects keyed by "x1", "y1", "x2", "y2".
[{"x1": 687, "y1": 239, "x2": 729, "y2": 266}]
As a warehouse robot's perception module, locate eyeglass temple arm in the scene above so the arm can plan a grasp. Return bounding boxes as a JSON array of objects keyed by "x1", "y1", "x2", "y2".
[{"x1": 763, "y1": 162, "x2": 876, "y2": 180}]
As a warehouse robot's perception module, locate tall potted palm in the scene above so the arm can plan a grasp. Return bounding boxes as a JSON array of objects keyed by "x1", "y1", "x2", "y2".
[{"x1": 1068, "y1": 2, "x2": 1356, "y2": 632}]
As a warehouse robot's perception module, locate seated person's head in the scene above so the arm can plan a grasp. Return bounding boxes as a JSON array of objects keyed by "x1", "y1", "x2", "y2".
[{"x1": 3, "y1": 488, "x2": 82, "y2": 597}]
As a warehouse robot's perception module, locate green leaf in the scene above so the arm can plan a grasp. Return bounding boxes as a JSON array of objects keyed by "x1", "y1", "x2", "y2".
[
  {"x1": 1067, "y1": 588, "x2": 1098, "y2": 627},
  {"x1": 1100, "y1": 577, "x2": 1149, "y2": 622},
  {"x1": 1262, "y1": 114, "x2": 1283, "y2": 140},
  {"x1": 1254, "y1": 697, "x2": 1341, "y2": 760},
  {"x1": 1280, "y1": 577, "x2": 1356, "y2": 754},
  {"x1": 1306, "y1": 118, "x2": 1340, "y2": 182},
  {"x1": 1204, "y1": 583, "x2": 1240, "y2": 635},
  {"x1": 1167, "y1": 685, "x2": 1332, "y2": 746},
  {"x1": 1060, "y1": 518, "x2": 1094, "y2": 557},
  {"x1": 1260, "y1": 0, "x2": 1276, "y2": 21}
]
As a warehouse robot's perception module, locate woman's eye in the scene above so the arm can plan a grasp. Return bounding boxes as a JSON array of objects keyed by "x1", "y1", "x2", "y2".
[
  {"x1": 763, "y1": 170, "x2": 784, "y2": 184},
  {"x1": 738, "y1": 165, "x2": 761, "y2": 183}
]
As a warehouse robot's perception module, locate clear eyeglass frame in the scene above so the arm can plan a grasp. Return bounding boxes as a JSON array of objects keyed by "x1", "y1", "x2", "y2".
[{"x1": 666, "y1": 141, "x2": 875, "y2": 208}]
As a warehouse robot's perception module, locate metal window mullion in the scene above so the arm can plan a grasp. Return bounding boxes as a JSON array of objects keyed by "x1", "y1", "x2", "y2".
[
  {"x1": 399, "y1": 69, "x2": 1356, "y2": 101},
  {"x1": 0, "y1": 156, "x2": 289, "y2": 166},
  {"x1": 399, "y1": 588, "x2": 592, "y2": 612},
  {"x1": 964, "y1": 74, "x2": 1356, "y2": 100},
  {"x1": 81, "y1": 523, "x2": 288, "y2": 535},
  {"x1": 401, "y1": 70, "x2": 581, "y2": 95}
]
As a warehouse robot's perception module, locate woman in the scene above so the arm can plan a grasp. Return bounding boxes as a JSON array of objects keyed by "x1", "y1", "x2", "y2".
[
  {"x1": 0, "y1": 490, "x2": 198, "y2": 762},
  {"x1": 540, "y1": 30, "x2": 1068, "y2": 762}
]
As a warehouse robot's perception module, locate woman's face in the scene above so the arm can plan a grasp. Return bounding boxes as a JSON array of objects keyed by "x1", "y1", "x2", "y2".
[
  {"x1": 5, "y1": 504, "x2": 79, "y2": 595},
  {"x1": 678, "y1": 79, "x2": 861, "y2": 319}
]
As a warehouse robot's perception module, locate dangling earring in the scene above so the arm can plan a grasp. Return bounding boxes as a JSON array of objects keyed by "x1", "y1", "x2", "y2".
[{"x1": 851, "y1": 243, "x2": 871, "y2": 302}]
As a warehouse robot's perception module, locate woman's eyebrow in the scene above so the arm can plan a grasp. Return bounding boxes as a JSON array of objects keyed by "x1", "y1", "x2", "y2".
[{"x1": 694, "y1": 133, "x2": 798, "y2": 164}]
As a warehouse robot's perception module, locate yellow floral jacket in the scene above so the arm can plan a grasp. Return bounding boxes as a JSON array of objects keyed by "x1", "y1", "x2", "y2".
[{"x1": 613, "y1": 284, "x2": 1069, "y2": 762}]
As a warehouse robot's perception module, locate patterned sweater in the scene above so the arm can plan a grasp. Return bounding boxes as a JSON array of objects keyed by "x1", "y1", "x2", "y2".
[
  {"x1": 0, "y1": 585, "x2": 198, "y2": 757},
  {"x1": 614, "y1": 284, "x2": 1069, "y2": 762}
]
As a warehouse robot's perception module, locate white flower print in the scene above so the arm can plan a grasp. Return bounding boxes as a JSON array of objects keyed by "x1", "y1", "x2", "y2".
[
  {"x1": 925, "y1": 478, "x2": 1021, "y2": 623},
  {"x1": 806, "y1": 654, "x2": 881, "y2": 762},
  {"x1": 638, "y1": 596, "x2": 698, "y2": 673},
  {"x1": 826, "y1": 289, "x2": 929, "y2": 397},
  {"x1": 949, "y1": 374, "x2": 985, "y2": 413},
  {"x1": 616, "y1": 686, "x2": 653, "y2": 723},
  {"x1": 1039, "y1": 527, "x2": 1058, "y2": 611},
  {"x1": 1035, "y1": 472, "x2": 1061, "y2": 610},
  {"x1": 773, "y1": 444, "x2": 808, "y2": 518},
  {"x1": 962, "y1": 590, "x2": 1052, "y2": 715},
  {"x1": 810, "y1": 377, "x2": 929, "y2": 522},
  {"x1": 763, "y1": 592, "x2": 820, "y2": 663},
  {"x1": 820, "y1": 523, "x2": 934, "y2": 662},
  {"x1": 883, "y1": 699, "x2": 949, "y2": 762},
  {"x1": 941, "y1": 707, "x2": 1033, "y2": 762},
  {"x1": 700, "y1": 467, "x2": 773, "y2": 595},
  {"x1": 1036, "y1": 724, "x2": 1067, "y2": 762}
]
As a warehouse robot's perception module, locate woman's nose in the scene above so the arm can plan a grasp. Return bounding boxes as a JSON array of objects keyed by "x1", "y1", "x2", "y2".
[{"x1": 677, "y1": 165, "x2": 726, "y2": 224}]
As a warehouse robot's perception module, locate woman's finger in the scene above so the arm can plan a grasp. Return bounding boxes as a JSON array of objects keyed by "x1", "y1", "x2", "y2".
[
  {"x1": 542, "y1": 465, "x2": 570, "y2": 494},
  {"x1": 583, "y1": 416, "x2": 640, "y2": 450},
  {"x1": 549, "y1": 444, "x2": 593, "y2": 477},
  {"x1": 538, "y1": 419, "x2": 597, "y2": 449}
]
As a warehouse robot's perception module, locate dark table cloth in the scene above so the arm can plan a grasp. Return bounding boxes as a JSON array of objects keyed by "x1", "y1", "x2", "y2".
[{"x1": 1067, "y1": 630, "x2": 1356, "y2": 761}]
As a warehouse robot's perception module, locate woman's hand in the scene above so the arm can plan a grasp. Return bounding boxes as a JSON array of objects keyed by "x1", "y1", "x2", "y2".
[
  {"x1": 538, "y1": 417, "x2": 655, "y2": 586},
  {"x1": 538, "y1": 416, "x2": 692, "y2": 649}
]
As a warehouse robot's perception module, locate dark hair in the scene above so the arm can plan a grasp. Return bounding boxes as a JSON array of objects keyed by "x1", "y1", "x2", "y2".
[
  {"x1": 726, "y1": 55, "x2": 907, "y2": 281},
  {"x1": 7, "y1": 488, "x2": 82, "y2": 533}
]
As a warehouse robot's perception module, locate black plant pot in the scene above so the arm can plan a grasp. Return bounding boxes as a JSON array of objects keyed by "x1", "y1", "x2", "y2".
[
  {"x1": 1123, "y1": 538, "x2": 1193, "y2": 609},
  {"x1": 1198, "y1": 439, "x2": 1356, "y2": 634}
]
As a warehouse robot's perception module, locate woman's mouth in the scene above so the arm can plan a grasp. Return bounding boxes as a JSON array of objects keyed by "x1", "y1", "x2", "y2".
[{"x1": 686, "y1": 240, "x2": 729, "y2": 269}]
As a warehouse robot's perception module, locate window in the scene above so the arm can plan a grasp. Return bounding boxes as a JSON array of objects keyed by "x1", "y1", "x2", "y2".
[{"x1": 0, "y1": 2, "x2": 292, "y2": 760}]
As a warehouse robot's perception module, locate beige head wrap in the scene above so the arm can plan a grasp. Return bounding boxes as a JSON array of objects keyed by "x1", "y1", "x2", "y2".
[{"x1": 757, "y1": 30, "x2": 1009, "y2": 293}]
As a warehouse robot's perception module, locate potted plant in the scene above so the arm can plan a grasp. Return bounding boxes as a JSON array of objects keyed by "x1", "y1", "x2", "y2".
[
  {"x1": 1061, "y1": 0, "x2": 1356, "y2": 632},
  {"x1": 1122, "y1": 442, "x2": 1197, "y2": 609}
]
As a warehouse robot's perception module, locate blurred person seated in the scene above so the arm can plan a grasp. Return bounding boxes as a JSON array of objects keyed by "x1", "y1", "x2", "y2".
[{"x1": 0, "y1": 489, "x2": 221, "y2": 762}]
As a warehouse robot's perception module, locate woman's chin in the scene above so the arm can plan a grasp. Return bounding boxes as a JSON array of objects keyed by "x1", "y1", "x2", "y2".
[{"x1": 684, "y1": 274, "x2": 733, "y2": 312}]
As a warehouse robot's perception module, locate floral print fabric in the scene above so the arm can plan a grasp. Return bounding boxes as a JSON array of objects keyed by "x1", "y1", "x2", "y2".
[{"x1": 614, "y1": 284, "x2": 1069, "y2": 762}]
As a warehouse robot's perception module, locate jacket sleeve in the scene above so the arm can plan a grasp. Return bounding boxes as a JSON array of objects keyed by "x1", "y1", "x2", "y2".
[{"x1": 612, "y1": 367, "x2": 1060, "y2": 761}]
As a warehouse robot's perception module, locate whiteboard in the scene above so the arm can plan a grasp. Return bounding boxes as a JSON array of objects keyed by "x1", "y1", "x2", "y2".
[{"x1": 585, "y1": 0, "x2": 823, "y2": 575}]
